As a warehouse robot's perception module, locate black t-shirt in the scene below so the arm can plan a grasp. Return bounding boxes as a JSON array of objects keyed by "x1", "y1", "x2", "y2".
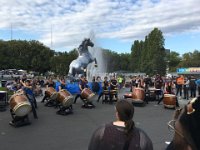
[
  {"x1": 60, "y1": 83, "x2": 66, "y2": 89},
  {"x1": 110, "y1": 79, "x2": 117, "y2": 90},
  {"x1": 79, "y1": 80, "x2": 88, "y2": 90},
  {"x1": 103, "y1": 81, "x2": 109, "y2": 90},
  {"x1": 144, "y1": 78, "x2": 151, "y2": 85},
  {"x1": 92, "y1": 82, "x2": 100, "y2": 92},
  {"x1": 47, "y1": 81, "x2": 55, "y2": 87},
  {"x1": 190, "y1": 78, "x2": 196, "y2": 88},
  {"x1": 88, "y1": 123, "x2": 153, "y2": 150},
  {"x1": 131, "y1": 79, "x2": 136, "y2": 87}
]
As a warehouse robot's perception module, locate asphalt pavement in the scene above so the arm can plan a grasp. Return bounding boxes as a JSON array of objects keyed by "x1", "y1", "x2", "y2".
[{"x1": 0, "y1": 88, "x2": 189, "y2": 150}]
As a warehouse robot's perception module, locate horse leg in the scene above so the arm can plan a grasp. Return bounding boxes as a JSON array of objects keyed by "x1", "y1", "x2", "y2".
[
  {"x1": 94, "y1": 58, "x2": 98, "y2": 67},
  {"x1": 68, "y1": 66, "x2": 73, "y2": 76},
  {"x1": 68, "y1": 65, "x2": 77, "y2": 77},
  {"x1": 72, "y1": 68, "x2": 76, "y2": 77}
]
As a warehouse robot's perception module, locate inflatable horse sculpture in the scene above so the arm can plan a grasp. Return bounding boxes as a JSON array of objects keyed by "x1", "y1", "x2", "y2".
[
  {"x1": 166, "y1": 96, "x2": 200, "y2": 150},
  {"x1": 68, "y1": 38, "x2": 98, "y2": 77}
]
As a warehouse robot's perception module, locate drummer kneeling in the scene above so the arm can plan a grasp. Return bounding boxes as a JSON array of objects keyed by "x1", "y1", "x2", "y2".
[
  {"x1": 56, "y1": 89, "x2": 73, "y2": 115},
  {"x1": 157, "y1": 85, "x2": 179, "y2": 108},
  {"x1": 9, "y1": 90, "x2": 32, "y2": 127},
  {"x1": 74, "y1": 75, "x2": 95, "y2": 108},
  {"x1": 81, "y1": 88, "x2": 95, "y2": 109}
]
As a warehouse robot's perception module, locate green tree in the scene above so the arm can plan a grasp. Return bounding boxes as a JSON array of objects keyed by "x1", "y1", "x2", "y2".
[
  {"x1": 131, "y1": 28, "x2": 166, "y2": 75},
  {"x1": 167, "y1": 51, "x2": 181, "y2": 72},
  {"x1": 119, "y1": 53, "x2": 131, "y2": 71},
  {"x1": 130, "y1": 40, "x2": 143, "y2": 72},
  {"x1": 178, "y1": 50, "x2": 200, "y2": 68},
  {"x1": 0, "y1": 40, "x2": 54, "y2": 73},
  {"x1": 140, "y1": 36, "x2": 151, "y2": 74},
  {"x1": 147, "y1": 28, "x2": 166, "y2": 75}
]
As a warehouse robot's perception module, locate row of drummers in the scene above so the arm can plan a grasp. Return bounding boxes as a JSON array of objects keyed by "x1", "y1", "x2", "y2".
[
  {"x1": 42, "y1": 87, "x2": 95, "y2": 111},
  {"x1": 120, "y1": 74, "x2": 180, "y2": 108},
  {"x1": 42, "y1": 75, "x2": 178, "y2": 109},
  {"x1": 42, "y1": 76, "x2": 119, "y2": 104},
  {"x1": 123, "y1": 86, "x2": 179, "y2": 109},
  {"x1": 8, "y1": 78, "x2": 97, "y2": 127},
  {"x1": 39, "y1": 76, "x2": 122, "y2": 120}
]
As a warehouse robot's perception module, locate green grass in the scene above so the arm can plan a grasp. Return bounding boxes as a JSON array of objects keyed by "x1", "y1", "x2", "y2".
[
  {"x1": 0, "y1": 87, "x2": 7, "y2": 91},
  {"x1": 0, "y1": 87, "x2": 14, "y2": 95}
]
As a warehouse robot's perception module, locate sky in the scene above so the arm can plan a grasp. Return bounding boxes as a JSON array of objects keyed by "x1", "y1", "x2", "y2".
[{"x1": 0, "y1": 0, "x2": 200, "y2": 55}]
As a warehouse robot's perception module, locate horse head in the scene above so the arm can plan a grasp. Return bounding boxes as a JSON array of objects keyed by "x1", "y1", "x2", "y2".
[
  {"x1": 78, "y1": 38, "x2": 94, "y2": 54},
  {"x1": 167, "y1": 97, "x2": 200, "y2": 150},
  {"x1": 83, "y1": 38, "x2": 94, "y2": 48}
]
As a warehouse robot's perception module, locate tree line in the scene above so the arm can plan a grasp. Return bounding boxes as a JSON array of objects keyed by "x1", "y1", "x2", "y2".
[
  {"x1": 0, "y1": 40, "x2": 77, "y2": 75},
  {"x1": 0, "y1": 28, "x2": 199, "y2": 76},
  {"x1": 102, "y1": 28, "x2": 200, "y2": 76}
]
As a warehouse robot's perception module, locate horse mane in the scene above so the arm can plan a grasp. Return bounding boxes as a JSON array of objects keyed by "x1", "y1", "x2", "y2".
[
  {"x1": 77, "y1": 38, "x2": 89, "y2": 55},
  {"x1": 80, "y1": 38, "x2": 89, "y2": 46}
]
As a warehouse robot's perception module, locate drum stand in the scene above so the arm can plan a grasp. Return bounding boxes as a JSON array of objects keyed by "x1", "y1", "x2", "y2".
[
  {"x1": 42, "y1": 94, "x2": 55, "y2": 107},
  {"x1": 56, "y1": 105, "x2": 73, "y2": 115},
  {"x1": 0, "y1": 91, "x2": 8, "y2": 111},
  {"x1": 82, "y1": 100, "x2": 95, "y2": 109},
  {"x1": 9, "y1": 109, "x2": 31, "y2": 127},
  {"x1": 43, "y1": 97, "x2": 57, "y2": 107}
]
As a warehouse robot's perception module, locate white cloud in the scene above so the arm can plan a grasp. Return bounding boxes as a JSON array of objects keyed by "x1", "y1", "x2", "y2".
[{"x1": 0, "y1": 0, "x2": 200, "y2": 51}]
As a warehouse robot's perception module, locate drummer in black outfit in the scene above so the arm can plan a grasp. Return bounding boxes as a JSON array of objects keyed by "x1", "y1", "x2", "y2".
[
  {"x1": 154, "y1": 74, "x2": 163, "y2": 101},
  {"x1": 41, "y1": 77, "x2": 55, "y2": 103},
  {"x1": 143, "y1": 75, "x2": 151, "y2": 93},
  {"x1": 109, "y1": 76, "x2": 118, "y2": 103},
  {"x1": 157, "y1": 79, "x2": 179, "y2": 107},
  {"x1": 21, "y1": 80, "x2": 38, "y2": 119},
  {"x1": 97, "y1": 76, "x2": 109, "y2": 102},
  {"x1": 73, "y1": 75, "x2": 88, "y2": 104},
  {"x1": 130, "y1": 76, "x2": 137, "y2": 92},
  {"x1": 59, "y1": 78, "x2": 66, "y2": 90}
]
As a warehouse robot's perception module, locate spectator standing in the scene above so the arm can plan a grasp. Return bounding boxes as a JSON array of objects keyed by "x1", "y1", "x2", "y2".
[
  {"x1": 176, "y1": 75, "x2": 184, "y2": 98},
  {"x1": 189, "y1": 76, "x2": 197, "y2": 98},
  {"x1": 88, "y1": 100, "x2": 153, "y2": 150}
]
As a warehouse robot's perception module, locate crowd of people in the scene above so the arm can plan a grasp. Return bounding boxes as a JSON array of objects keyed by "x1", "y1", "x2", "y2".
[
  {"x1": 7, "y1": 73, "x2": 200, "y2": 102},
  {"x1": 6, "y1": 73, "x2": 200, "y2": 116},
  {"x1": 4, "y1": 73, "x2": 200, "y2": 149},
  {"x1": 128, "y1": 74, "x2": 200, "y2": 101}
]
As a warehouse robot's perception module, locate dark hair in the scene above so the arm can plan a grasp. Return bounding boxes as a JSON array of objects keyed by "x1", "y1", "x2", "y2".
[
  {"x1": 116, "y1": 100, "x2": 135, "y2": 136},
  {"x1": 25, "y1": 80, "x2": 30, "y2": 83},
  {"x1": 178, "y1": 97, "x2": 200, "y2": 150},
  {"x1": 96, "y1": 76, "x2": 100, "y2": 80}
]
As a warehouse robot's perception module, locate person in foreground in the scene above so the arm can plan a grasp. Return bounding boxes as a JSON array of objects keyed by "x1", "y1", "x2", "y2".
[
  {"x1": 88, "y1": 100, "x2": 153, "y2": 150},
  {"x1": 166, "y1": 96, "x2": 200, "y2": 150}
]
